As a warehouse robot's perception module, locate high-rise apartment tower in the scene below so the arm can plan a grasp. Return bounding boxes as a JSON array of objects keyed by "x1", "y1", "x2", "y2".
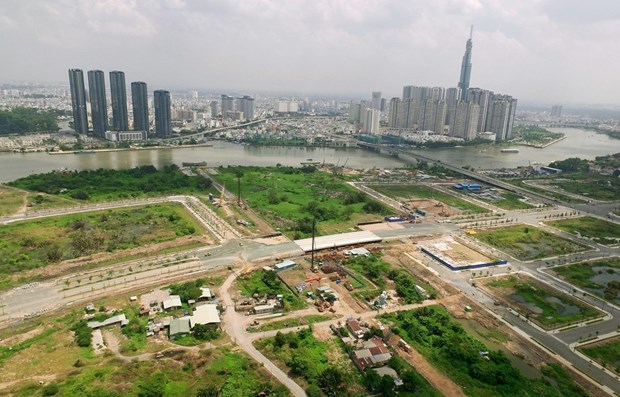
[
  {"x1": 68, "y1": 69, "x2": 89, "y2": 134},
  {"x1": 131, "y1": 82, "x2": 149, "y2": 132},
  {"x1": 87, "y1": 70, "x2": 107, "y2": 137},
  {"x1": 109, "y1": 71, "x2": 129, "y2": 131},
  {"x1": 154, "y1": 90, "x2": 172, "y2": 139}
]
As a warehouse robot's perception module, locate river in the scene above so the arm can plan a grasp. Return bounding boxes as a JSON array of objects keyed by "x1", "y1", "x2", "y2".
[{"x1": 0, "y1": 128, "x2": 616, "y2": 183}]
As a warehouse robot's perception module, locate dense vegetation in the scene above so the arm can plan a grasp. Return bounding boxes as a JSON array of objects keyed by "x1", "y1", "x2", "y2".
[
  {"x1": 474, "y1": 225, "x2": 589, "y2": 260},
  {"x1": 7, "y1": 165, "x2": 212, "y2": 202},
  {"x1": 0, "y1": 203, "x2": 202, "y2": 275},
  {"x1": 511, "y1": 126, "x2": 564, "y2": 146},
  {"x1": 343, "y1": 254, "x2": 435, "y2": 303},
  {"x1": 380, "y1": 306, "x2": 590, "y2": 397},
  {"x1": 213, "y1": 166, "x2": 390, "y2": 238},
  {"x1": 0, "y1": 107, "x2": 59, "y2": 135},
  {"x1": 71, "y1": 320, "x2": 93, "y2": 348},
  {"x1": 547, "y1": 216, "x2": 620, "y2": 246},
  {"x1": 549, "y1": 157, "x2": 590, "y2": 173}
]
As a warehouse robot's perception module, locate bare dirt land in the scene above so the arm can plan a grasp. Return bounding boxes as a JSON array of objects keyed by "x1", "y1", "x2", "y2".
[{"x1": 417, "y1": 235, "x2": 497, "y2": 268}]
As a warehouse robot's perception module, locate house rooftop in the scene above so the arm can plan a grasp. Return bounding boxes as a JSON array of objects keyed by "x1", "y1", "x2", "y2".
[
  {"x1": 163, "y1": 295, "x2": 182, "y2": 310},
  {"x1": 190, "y1": 304, "x2": 220, "y2": 327}
]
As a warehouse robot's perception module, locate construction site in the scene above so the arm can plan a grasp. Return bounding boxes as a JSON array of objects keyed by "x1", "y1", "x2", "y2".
[{"x1": 417, "y1": 235, "x2": 506, "y2": 271}]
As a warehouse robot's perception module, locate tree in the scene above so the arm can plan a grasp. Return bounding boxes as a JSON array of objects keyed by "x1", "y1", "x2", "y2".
[
  {"x1": 193, "y1": 323, "x2": 220, "y2": 341},
  {"x1": 318, "y1": 366, "x2": 345, "y2": 396}
]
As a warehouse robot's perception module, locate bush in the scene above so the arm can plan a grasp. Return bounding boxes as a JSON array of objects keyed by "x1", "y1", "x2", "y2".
[
  {"x1": 71, "y1": 320, "x2": 92, "y2": 347},
  {"x1": 42, "y1": 383, "x2": 59, "y2": 396}
]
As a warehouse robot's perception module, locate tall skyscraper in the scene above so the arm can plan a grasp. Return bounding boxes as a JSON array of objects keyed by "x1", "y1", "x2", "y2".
[
  {"x1": 551, "y1": 105, "x2": 563, "y2": 117},
  {"x1": 221, "y1": 95, "x2": 234, "y2": 116},
  {"x1": 451, "y1": 101, "x2": 480, "y2": 140},
  {"x1": 210, "y1": 101, "x2": 218, "y2": 117},
  {"x1": 68, "y1": 69, "x2": 89, "y2": 134},
  {"x1": 371, "y1": 92, "x2": 382, "y2": 110},
  {"x1": 131, "y1": 82, "x2": 149, "y2": 132},
  {"x1": 485, "y1": 94, "x2": 517, "y2": 141},
  {"x1": 154, "y1": 90, "x2": 172, "y2": 139},
  {"x1": 458, "y1": 26, "x2": 473, "y2": 100},
  {"x1": 235, "y1": 96, "x2": 255, "y2": 120},
  {"x1": 109, "y1": 71, "x2": 129, "y2": 131},
  {"x1": 87, "y1": 70, "x2": 107, "y2": 137},
  {"x1": 467, "y1": 87, "x2": 492, "y2": 132}
]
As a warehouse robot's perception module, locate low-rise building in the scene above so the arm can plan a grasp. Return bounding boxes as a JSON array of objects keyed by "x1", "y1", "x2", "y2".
[
  {"x1": 190, "y1": 304, "x2": 221, "y2": 327},
  {"x1": 351, "y1": 337, "x2": 392, "y2": 371},
  {"x1": 163, "y1": 295, "x2": 182, "y2": 311},
  {"x1": 346, "y1": 318, "x2": 365, "y2": 339},
  {"x1": 87, "y1": 314, "x2": 129, "y2": 329},
  {"x1": 274, "y1": 259, "x2": 296, "y2": 272},
  {"x1": 169, "y1": 317, "x2": 191, "y2": 339}
]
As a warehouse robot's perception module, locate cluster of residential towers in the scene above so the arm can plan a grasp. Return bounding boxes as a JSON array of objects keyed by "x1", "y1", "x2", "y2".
[
  {"x1": 68, "y1": 69, "x2": 172, "y2": 140},
  {"x1": 349, "y1": 27, "x2": 517, "y2": 141}
]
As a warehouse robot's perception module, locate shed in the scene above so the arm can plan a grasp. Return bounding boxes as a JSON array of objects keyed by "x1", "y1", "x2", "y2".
[
  {"x1": 199, "y1": 287, "x2": 213, "y2": 301},
  {"x1": 190, "y1": 304, "x2": 221, "y2": 327},
  {"x1": 163, "y1": 295, "x2": 182, "y2": 310},
  {"x1": 346, "y1": 318, "x2": 365, "y2": 339},
  {"x1": 274, "y1": 259, "x2": 296, "y2": 272},
  {"x1": 169, "y1": 317, "x2": 191, "y2": 339},
  {"x1": 87, "y1": 314, "x2": 129, "y2": 329}
]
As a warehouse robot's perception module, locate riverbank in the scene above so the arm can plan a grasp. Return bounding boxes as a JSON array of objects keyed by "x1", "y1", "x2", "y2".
[
  {"x1": 518, "y1": 135, "x2": 567, "y2": 149},
  {"x1": 48, "y1": 143, "x2": 214, "y2": 155}
]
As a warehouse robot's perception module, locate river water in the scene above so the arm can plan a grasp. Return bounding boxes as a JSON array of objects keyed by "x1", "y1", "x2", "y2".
[{"x1": 0, "y1": 128, "x2": 616, "y2": 183}]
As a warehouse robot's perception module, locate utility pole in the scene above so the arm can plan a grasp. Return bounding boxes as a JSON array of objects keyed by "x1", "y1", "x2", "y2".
[{"x1": 311, "y1": 218, "x2": 316, "y2": 268}]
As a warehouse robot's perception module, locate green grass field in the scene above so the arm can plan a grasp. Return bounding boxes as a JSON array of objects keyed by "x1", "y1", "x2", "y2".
[
  {"x1": 551, "y1": 258, "x2": 620, "y2": 304},
  {"x1": 546, "y1": 216, "x2": 620, "y2": 246},
  {"x1": 474, "y1": 225, "x2": 590, "y2": 260},
  {"x1": 0, "y1": 185, "x2": 26, "y2": 216},
  {"x1": 505, "y1": 179, "x2": 586, "y2": 204},
  {"x1": 0, "y1": 202, "x2": 205, "y2": 275},
  {"x1": 371, "y1": 184, "x2": 489, "y2": 213},
  {"x1": 579, "y1": 337, "x2": 620, "y2": 374},
  {"x1": 213, "y1": 166, "x2": 390, "y2": 238},
  {"x1": 486, "y1": 275, "x2": 603, "y2": 329}
]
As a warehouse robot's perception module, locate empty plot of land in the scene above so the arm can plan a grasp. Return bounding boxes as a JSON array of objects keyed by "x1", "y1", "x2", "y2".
[
  {"x1": 549, "y1": 257, "x2": 620, "y2": 305},
  {"x1": 546, "y1": 216, "x2": 620, "y2": 246},
  {"x1": 482, "y1": 274, "x2": 604, "y2": 330},
  {"x1": 578, "y1": 336, "x2": 620, "y2": 375},
  {"x1": 371, "y1": 184, "x2": 489, "y2": 214},
  {"x1": 418, "y1": 236, "x2": 496, "y2": 269},
  {"x1": 474, "y1": 225, "x2": 590, "y2": 261}
]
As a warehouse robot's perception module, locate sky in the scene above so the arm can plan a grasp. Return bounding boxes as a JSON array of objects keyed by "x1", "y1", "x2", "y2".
[{"x1": 2, "y1": 0, "x2": 620, "y2": 105}]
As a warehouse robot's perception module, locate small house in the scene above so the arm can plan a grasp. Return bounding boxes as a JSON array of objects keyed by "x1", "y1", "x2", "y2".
[
  {"x1": 199, "y1": 287, "x2": 213, "y2": 301},
  {"x1": 168, "y1": 317, "x2": 191, "y2": 339},
  {"x1": 162, "y1": 295, "x2": 182, "y2": 311},
  {"x1": 190, "y1": 304, "x2": 221, "y2": 327},
  {"x1": 346, "y1": 318, "x2": 365, "y2": 339},
  {"x1": 253, "y1": 304, "x2": 276, "y2": 314},
  {"x1": 87, "y1": 314, "x2": 129, "y2": 330}
]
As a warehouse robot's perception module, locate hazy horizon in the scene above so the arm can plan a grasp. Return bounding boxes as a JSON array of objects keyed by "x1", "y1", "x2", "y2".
[{"x1": 2, "y1": 0, "x2": 620, "y2": 106}]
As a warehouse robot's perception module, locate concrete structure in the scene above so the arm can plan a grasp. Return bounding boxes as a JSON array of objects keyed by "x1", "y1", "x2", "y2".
[
  {"x1": 87, "y1": 70, "x2": 107, "y2": 137},
  {"x1": 131, "y1": 81, "x2": 149, "y2": 133},
  {"x1": 458, "y1": 26, "x2": 474, "y2": 100},
  {"x1": 154, "y1": 90, "x2": 172, "y2": 139},
  {"x1": 210, "y1": 101, "x2": 218, "y2": 117},
  {"x1": 68, "y1": 68, "x2": 89, "y2": 134},
  {"x1": 362, "y1": 108, "x2": 380, "y2": 134},
  {"x1": 235, "y1": 95, "x2": 255, "y2": 120},
  {"x1": 162, "y1": 295, "x2": 182, "y2": 310},
  {"x1": 467, "y1": 87, "x2": 492, "y2": 133},
  {"x1": 109, "y1": 71, "x2": 129, "y2": 131},
  {"x1": 295, "y1": 230, "x2": 381, "y2": 252},
  {"x1": 450, "y1": 101, "x2": 479, "y2": 140},
  {"x1": 485, "y1": 94, "x2": 517, "y2": 141},
  {"x1": 190, "y1": 304, "x2": 220, "y2": 327}
]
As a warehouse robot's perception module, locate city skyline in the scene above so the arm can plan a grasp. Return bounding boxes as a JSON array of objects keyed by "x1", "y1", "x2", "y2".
[{"x1": 2, "y1": 1, "x2": 620, "y2": 106}]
